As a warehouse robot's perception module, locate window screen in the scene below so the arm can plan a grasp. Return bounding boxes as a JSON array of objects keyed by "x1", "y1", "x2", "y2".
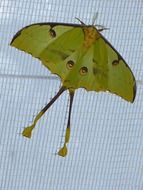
[{"x1": 0, "y1": 0, "x2": 143, "y2": 190}]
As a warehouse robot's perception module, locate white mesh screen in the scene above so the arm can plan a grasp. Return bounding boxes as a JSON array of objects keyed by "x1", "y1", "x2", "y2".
[{"x1": 0, "y1": 0, "x2": 143, "y2": 190}]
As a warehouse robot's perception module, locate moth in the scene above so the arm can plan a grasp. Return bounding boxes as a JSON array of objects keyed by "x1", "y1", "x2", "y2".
[{"x1": 10, "y1": 20, "x2": 136, "y2": 157}]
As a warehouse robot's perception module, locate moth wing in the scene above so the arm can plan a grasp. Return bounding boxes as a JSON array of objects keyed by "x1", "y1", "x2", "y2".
[
  {"x1": 10, "y1": 23, "x2": 84, "y2": 81},
  {"x1": 90, "y1": 36, "x2": 136, "y2": 102}
]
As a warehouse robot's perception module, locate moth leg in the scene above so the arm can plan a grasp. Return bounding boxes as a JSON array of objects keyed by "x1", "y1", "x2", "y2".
[
  {"x1": 58, "y1": 90, "x2": 74, "y2": 157},
  {"x1": 97, "y1": 26, "x2": 109, "y2": 32},
  {"x1": 22, "y1": 86, "x2": 66, "y2": 138}
]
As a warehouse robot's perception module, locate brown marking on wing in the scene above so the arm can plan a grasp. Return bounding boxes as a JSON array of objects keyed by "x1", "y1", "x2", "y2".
[
  {"x1": 66, "y1": 60, "x2": 75, "y2": 69},
  {"x1": 79, "y1": 66, "x2": 88, "y2": 75},
  {"x1": 112, "y1": 60, "x2": 119, "y2": 66},
  {"x1": 49, "y1": 28, "x2": 56, "y2": 38}
]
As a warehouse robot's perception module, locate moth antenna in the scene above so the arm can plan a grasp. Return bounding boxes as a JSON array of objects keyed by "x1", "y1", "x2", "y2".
[
  {"x1": 92, "y1": 13, "x2": 109, "y2": 31},
  {"x1": 22, "y1": 86, "x2": 66, "y2": 138},
  {"x1": 75, "y1": 17, "x2": 86, "y2": 25},
  {"x1": 98, "y1": 27, "x2": 110, "y2": 32},
  {"x1": 92, "y1": 12, "x2": 98, "y2": 25}
]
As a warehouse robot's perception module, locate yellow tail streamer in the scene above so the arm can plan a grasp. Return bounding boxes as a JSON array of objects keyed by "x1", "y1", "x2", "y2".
[
  {"x1": 22, "y1": 87, "x2": 65, "y2": 139},
  {"x1": 58, "y1": 127, "x2": 70, "y2": 157},
  {"x1": 22, "y1": 111, "x2": 44, "y2": 138}
]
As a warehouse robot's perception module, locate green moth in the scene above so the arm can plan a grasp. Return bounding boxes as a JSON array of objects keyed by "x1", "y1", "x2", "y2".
[{"x1": 10, "y1": 21, "x2": 136, "y2": 157}]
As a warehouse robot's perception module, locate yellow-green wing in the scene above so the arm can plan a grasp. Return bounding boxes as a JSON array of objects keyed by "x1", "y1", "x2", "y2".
[
  {"x1": 76, "y1": 35, "x2": 136, "y2": 102},
  {"x1": 10, "y1": 23, "x2": 84, "y2": 82},
  {"x1": 59, "y1": 32, "x2": 136, "y2": 103},
  {"x1": 11, "y1": 23, "x2": 136, "y2": 102},
  {"x1": 94, "y1": 36, "x2": 136, "y2": 102}
]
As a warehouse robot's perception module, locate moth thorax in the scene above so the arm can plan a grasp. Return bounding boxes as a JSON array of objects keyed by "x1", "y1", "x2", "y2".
[{"x1": 83, "y1": 27, "x2": 100, "y2": 48}]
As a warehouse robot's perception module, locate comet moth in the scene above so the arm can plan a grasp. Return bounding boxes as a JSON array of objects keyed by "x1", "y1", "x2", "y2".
[{"x1": 10, "y1": 19, "x2": 136, "y2": 157}]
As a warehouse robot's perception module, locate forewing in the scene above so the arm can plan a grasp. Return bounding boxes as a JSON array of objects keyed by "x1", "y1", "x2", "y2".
[{"x1": 10, "y1": 23, "x2": 84, "y2": 81}]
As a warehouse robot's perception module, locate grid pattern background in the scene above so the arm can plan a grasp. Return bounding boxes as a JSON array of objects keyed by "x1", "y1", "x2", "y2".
[{"x1": 0, "y1": 0, "x2": 143, "y2": 190}]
